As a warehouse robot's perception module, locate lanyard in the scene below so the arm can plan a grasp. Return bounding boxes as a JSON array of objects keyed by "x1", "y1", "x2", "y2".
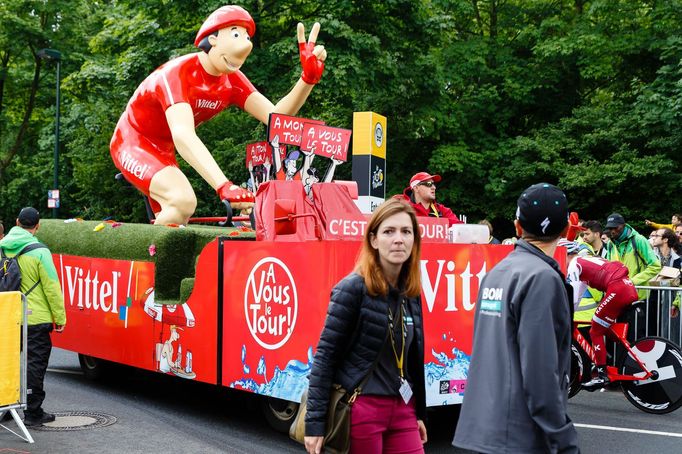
[
  {"x1": 388, "y1": 299, "x2": 407, "y2": 378},
  {"x1": 429, "y1": 204, "x2": 440, "y2": 218}
]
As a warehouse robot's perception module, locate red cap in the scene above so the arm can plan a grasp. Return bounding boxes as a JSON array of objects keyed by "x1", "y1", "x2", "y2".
[
  {"x1": 409, "y1": 172, "x2": 441, "y2": 189},
  {"x1": 194, "y1": 5, "x2": 256, "y2": 47}
]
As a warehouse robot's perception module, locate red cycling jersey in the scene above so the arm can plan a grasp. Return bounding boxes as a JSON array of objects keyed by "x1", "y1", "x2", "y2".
[
  {"x1": 110, "y1": 53, "x2": 257, "y2": 195},
  {"x1": 570, "y1": 256, "x2": 629, "y2": 292},
  {"x1": 567, "y1": 255, "x2": 639, "y2": 365}
]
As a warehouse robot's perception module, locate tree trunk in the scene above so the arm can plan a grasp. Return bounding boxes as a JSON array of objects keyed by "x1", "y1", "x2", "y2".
[{"x1": 0, "y1": 56, "x2": 42, "y2": 181}]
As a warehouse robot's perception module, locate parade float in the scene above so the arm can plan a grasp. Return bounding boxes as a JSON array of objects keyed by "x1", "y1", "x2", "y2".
[
  {"x1": 35, "y1": 6, "x2": 515, "y2": 431},
  {"x1": 38, "y1": 108, "x2": 514, "y2": 431}
]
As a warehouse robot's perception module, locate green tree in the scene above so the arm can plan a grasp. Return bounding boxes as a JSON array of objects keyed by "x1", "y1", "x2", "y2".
[{"x1": 1, "y1": 0, "x2": 680, "y2": 235}]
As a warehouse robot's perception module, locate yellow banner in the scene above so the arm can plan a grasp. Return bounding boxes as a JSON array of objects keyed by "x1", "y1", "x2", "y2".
[
  {"x1": 0, "y1": 291, "x2": 22, "y2": 407},
  {"x1": 352, "y1": 112, "x2": 387, "y2": 158}
]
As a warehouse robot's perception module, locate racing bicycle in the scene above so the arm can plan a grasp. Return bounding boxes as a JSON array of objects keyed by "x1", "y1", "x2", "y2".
[{"x1": 569, "y1": 303, "x2": 682, "y2": 414}]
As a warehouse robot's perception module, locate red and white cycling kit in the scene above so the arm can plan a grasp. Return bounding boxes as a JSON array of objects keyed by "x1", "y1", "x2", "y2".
[
  {"x1": 110, "y1": 53, "x2": 257, "y2": 207},
  {"x1": 567, "y1": 256, "x2": 639, "y2": 365}
]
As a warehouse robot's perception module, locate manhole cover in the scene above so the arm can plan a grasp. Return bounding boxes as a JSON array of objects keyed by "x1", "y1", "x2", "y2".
[{"x1": 30, "y1": 411, "x2": 117, "y2": 431}]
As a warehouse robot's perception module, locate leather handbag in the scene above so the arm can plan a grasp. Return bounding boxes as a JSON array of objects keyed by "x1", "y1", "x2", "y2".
[
  {"x1": 291, "y1": 296, "x2": 384, "y2": 452},
  {"x1": 289, "y1": 383, "x2": 359, "y2": 454}
]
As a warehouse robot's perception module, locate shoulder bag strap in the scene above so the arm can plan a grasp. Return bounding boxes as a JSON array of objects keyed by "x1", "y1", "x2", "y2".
[
  {"x1": 24, "y1": 280, "x2": 41, "y2": 296},
  {"x1": 349, "y1": 295, "x2": 392, "y2": 399},
  {"x1": 17, "y1": 242, "x2": 47, "y2": 256},
  {"x1": 17, "y1": 243, "x2": 47, "y2": 296},
  {"x1": 630, "y1": 237, "x2": 645, "y2": 271}
]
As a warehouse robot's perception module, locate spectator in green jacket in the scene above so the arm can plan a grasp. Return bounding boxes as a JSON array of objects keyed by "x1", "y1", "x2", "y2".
[
  {"x1": 0, "y1": 207, "x2": 66, "y2": 426},
  {"x1": 604, "y1": 213, "x2": 661, "y2": 299}
]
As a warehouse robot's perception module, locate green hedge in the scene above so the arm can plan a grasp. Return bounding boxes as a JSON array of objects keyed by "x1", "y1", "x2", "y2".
[{"x1": 37, "y1": 220, "x2": 255, "y2": 304}]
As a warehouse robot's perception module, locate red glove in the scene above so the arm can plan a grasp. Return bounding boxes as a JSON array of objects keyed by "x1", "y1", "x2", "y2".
[
  {"x1": 299, "y1": 42, "x2": 325, "y2": 85},
  {"x1": 217, "y1": 181, "x2": 254, "y2": 204}
]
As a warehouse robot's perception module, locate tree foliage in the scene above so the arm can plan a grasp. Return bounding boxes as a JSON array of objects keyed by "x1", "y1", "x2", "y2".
[{"x1": 1, "y1": 0, "x2": 680, "y2": 237}]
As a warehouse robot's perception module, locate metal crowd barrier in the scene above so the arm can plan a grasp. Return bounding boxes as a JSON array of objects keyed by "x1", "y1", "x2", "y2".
[
  {"x1": 632, "y1": 285, "x2": 682, "y2": 346},
  {"x1": 602, "y1": 285, "x2": 682, "y2": 367}
]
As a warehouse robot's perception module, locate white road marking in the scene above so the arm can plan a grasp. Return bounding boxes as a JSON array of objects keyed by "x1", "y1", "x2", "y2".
[
  {"x1": 47, "y1": 368, "x2": 84, "y2": 375},
  {"x1": 575, "y1": 423, "x2": 682, "y2": 438}
]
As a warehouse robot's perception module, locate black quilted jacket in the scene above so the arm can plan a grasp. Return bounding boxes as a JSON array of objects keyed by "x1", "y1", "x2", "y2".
[{"x1": 305, "y1": 272, "x2": 426, "y2": 436}]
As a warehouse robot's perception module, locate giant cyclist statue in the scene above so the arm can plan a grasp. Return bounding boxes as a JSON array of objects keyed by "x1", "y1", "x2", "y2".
[{"x1": 110, "y1": 5, "x2": 327, "y2": 225}]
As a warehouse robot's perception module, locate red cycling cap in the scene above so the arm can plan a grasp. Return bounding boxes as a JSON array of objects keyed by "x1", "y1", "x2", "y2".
[
  {"x1": 409, "y1": 172, "x2": 441, "y2": 189},
  {"x1": 194, "y1": 5, "x2": 256, "y2": 47}
]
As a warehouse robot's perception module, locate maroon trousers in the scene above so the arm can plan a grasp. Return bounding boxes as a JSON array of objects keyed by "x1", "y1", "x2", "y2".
[{"x1": 349, "y1": 395, "x2": 424, "y2": 454}]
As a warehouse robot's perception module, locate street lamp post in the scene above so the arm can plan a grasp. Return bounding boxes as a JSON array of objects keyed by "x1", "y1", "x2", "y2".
[{"x1": 37, "y1": 48, "x2": 62, "y2": 218}]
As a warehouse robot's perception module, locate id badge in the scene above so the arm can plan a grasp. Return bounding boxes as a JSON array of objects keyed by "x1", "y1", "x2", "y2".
[{"x1": 399, "y1": 377, "x2": 413, "y2": 404}]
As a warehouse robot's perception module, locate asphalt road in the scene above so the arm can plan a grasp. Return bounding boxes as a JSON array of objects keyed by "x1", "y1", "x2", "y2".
[{"x1": 1, "y1": 349, "x2": 681, "y2": 453}]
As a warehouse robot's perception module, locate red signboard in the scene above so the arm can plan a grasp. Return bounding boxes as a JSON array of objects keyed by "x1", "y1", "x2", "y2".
[
  {"x1": 324, "y1": 215, "x2": 450, "y2": 243},
  {"x1": 53, "y1": 237, "x2": 561, "y2": 407},
  {"x1": 219, "y1": 241, "x2": 513, "y2": 406},
  {"x1": 267, "y1": 113, "x2": 324, "y2": 146},
  {"x1": 300, "y1": 124, "x2": 352, "y2": 161},
  {"x1": 52, "y1": 247, "x2": 221, "y2": 384},
  {"x1": 246, "y1": 141, "x2": 286, "y2": 168}
]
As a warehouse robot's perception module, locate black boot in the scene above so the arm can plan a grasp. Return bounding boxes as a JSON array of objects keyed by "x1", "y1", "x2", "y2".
[
  {"x1": 582, "y1": 366, "x2": 610, "y2": 392},
  {"x1": 23, "y1": 412, "x2": 56, "y2": 426}
]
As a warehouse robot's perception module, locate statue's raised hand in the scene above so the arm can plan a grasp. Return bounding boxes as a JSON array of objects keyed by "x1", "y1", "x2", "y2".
[{"x1": 298, "y1": 22, "x2": 326, "y2": 85}]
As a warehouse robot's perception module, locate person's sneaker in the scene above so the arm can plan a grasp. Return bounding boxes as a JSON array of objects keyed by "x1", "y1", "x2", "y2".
[
  {"x1": 23, "y1": 412, "x2": 56, "y2": 426},
  {"x1": 582, "y1": 366, "x2": 610, "y2": 392}
]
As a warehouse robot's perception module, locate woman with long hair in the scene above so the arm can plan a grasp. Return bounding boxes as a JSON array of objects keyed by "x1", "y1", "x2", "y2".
[{"x1": 305, "y1": 199, "x2": 427, "y2": 454}]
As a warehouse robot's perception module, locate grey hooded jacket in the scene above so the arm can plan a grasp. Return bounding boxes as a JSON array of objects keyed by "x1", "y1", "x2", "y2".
[{"x1": 453, "y1": 239, "x2": 579, "y2": 454}]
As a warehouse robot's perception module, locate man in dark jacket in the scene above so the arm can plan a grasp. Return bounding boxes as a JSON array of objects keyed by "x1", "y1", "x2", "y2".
[
  {"x1": 396, "y1": 172, "x2": 463, "y2": 225},
  {"x1": 453, "y1": 183, "x2": 579, "y2": 454}
]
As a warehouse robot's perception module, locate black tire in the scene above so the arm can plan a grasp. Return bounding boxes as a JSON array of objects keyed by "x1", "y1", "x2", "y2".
[
  {"x1": 619, "y1": 337, "x2": 682, "y2": 414},
  {"x1": 261, "y1": 396, "x2": 299, "y2": 433},
  {"x1": 569, "y1": 342, "x2": 587, "y2": 398},
  {"x1": 78, "y1": 354, "x2": 109, "y2": 380}
]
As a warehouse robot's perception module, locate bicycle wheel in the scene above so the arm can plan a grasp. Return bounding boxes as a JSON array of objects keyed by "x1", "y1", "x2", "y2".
[
  {"x1": 569, "y1": 342, "x2": 586, "y2": 398},
  {"x1": 619, "y1": 337, "x2": 682, "y2": 414}
]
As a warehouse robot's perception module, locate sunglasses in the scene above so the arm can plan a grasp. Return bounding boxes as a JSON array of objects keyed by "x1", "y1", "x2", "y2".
[{"x1": 419, "y1": 181, "x2": 436, "y2": 188}]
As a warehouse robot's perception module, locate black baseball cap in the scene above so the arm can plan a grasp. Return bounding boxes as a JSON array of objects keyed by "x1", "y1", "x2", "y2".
[
  {"x1": 516, "y1": 183, "x2": 568, "y2": 237},
  {"x1": 18, "y1": 207, "x2": 40, "y2": 227},
  {"x1": 604, "y1": 213, "x2": 625, "y2": 229}
]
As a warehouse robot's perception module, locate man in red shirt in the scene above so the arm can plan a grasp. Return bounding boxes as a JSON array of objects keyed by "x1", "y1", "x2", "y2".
[
  {"x1": 563, "y1": 240, "x2": 639, "y2": 390},
  {"x1": 110, "y1": 5, "x2": 327, "y2": 225},
  {"x1": 396, "y1": 172, "x2": 463, "y2": 226}
]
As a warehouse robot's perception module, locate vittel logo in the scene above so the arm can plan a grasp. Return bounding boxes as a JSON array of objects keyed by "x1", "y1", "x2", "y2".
[
  {"x1": 420, "y1": 259, "x2": 487, "y2": 313},
  {"x1": 196, "y1": 99, "x2": 222, "y2": 110},
  {"x1": 121, "y1": 151, "x2": 150, "y2": 181},
  {"x1": 63, "y1": 266, "x2": 121, "y2": 313},
  {"x1": 244, "y1": 257, "x2": 298, "y2": 350}
]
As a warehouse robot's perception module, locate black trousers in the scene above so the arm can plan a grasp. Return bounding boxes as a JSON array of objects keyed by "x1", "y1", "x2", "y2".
[{"x1": 26, "y1": 323, "x2": 53, "y2": 417}]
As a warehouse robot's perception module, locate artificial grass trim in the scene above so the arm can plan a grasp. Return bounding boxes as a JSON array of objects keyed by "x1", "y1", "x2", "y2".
[{"x1": 37, "y1": 219, "x2": 254, "y2": 304}]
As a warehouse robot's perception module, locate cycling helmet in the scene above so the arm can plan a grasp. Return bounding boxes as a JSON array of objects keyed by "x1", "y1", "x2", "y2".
[{"x1": 194, "y1": 5, "x2": 256, "y2": 47}]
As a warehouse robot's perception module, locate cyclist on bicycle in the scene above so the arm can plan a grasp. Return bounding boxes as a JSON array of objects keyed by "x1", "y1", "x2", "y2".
[{"x1": 561, "y1": 239, "x2": 639, "y2": 391}]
